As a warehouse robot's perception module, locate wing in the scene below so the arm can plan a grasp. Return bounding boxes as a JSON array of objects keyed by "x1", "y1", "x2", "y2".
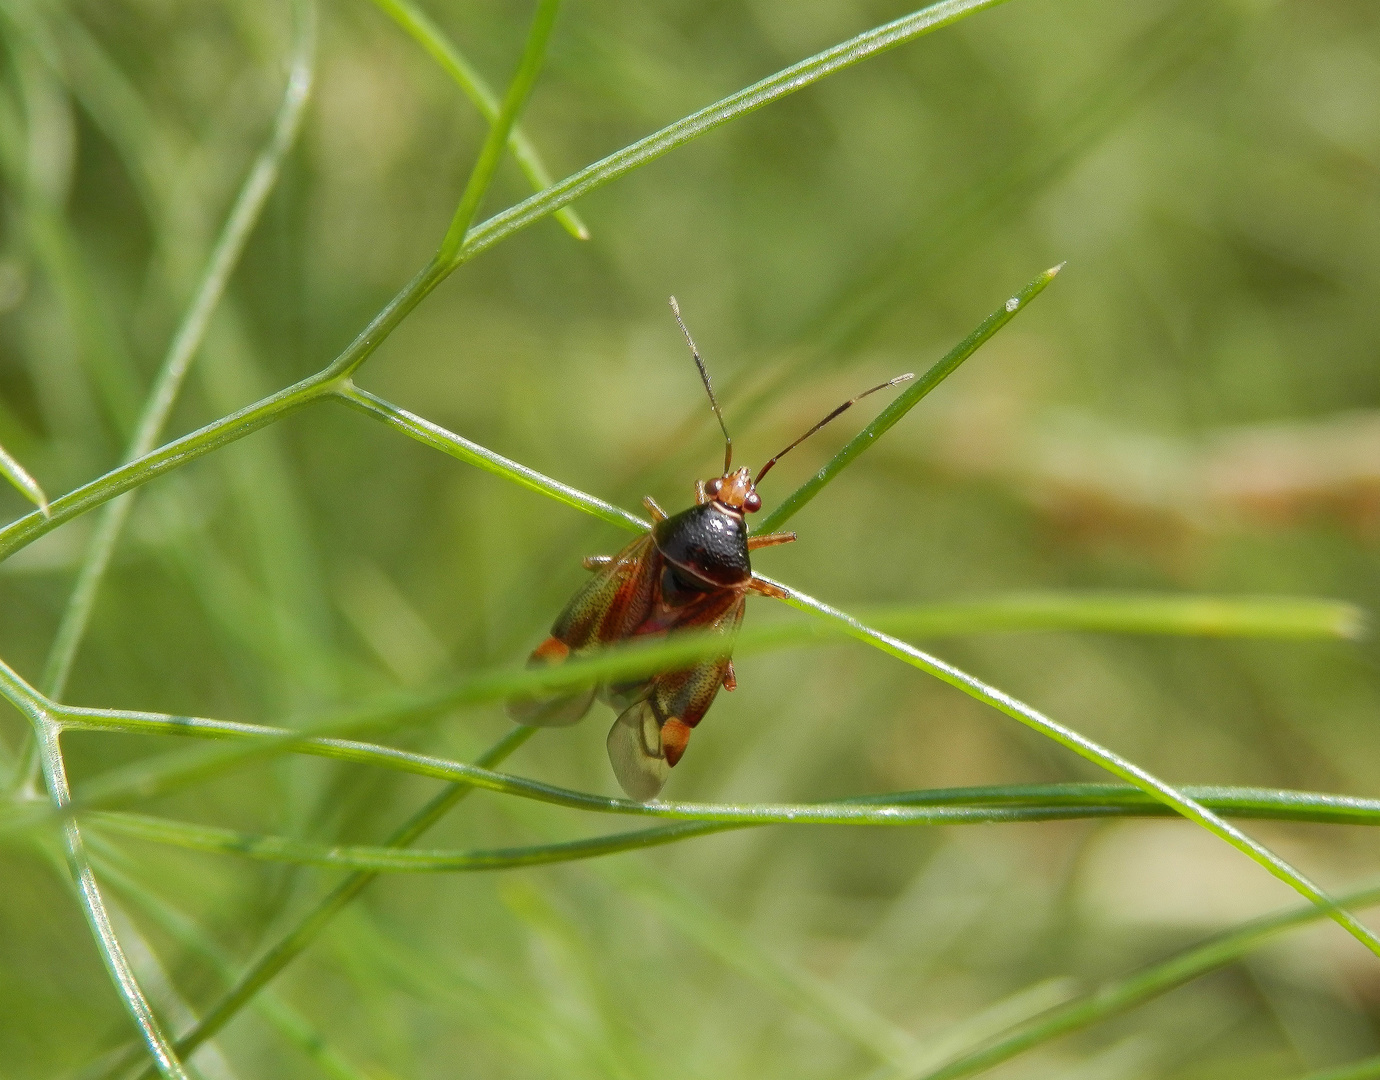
[
  {"x1": 506, "y1": 534, "x2": 658, "y2": 727},
  {"x1": 606, "y1": 596, "x2": 744, "y2": 800}
]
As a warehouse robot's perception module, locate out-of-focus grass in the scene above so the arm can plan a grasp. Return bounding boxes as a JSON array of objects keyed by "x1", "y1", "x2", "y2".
[{"x1": 2, "y1": 0, "x2": 1380, "y2": 1078}]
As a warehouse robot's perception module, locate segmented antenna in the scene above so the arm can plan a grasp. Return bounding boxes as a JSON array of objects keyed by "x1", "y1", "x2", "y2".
[
  {"x1": 755, "y1": 373, "x2": 915, "y2": 484},
  {"x1": 669, "y1": 297, "x2": 733, "y2": 474}
]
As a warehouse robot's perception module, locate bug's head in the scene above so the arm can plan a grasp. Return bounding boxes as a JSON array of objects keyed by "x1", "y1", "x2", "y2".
[
  {"x1": 669, "y1": 295, "x2": 912, "y2": 519},
  {"x1": 704, "y1": 466, "x2": 762, "y2": 514}
]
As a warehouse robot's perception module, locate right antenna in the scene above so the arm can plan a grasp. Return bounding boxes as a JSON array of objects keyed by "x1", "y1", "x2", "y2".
[
  {"x1": 670, "y1": 297, "x2": 733, "y2": 475},
  {"x1": 755, "y1": 373, "x2": 914, "y2": 485}
]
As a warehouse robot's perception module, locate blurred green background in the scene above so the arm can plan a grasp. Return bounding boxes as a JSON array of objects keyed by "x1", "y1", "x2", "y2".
[{"x1": 3, "y1": 0, "x2": 1380, "y2": 1076}]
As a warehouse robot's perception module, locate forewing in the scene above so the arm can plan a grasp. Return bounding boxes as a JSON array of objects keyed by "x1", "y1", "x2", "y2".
[
  {"x1": 507, "y1": 533, "x2": 657, "y2": 728},
  {"x1": 552, "y1": 534, "x2": 658, "y2": 649}
]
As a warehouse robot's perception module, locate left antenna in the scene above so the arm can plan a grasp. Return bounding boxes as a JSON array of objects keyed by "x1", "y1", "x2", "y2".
[{"x1": 670, "y1": 296, "x2": 732, "y2": 474}]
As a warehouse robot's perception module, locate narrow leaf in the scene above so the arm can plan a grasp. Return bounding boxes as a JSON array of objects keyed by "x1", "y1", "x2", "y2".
[
  {"x1": 368, "y1": 0, "x2": 588, "y2": 239},
  {"x1": 438, "y1": 0, "x2": 563, "y2": 262},
  {"x1": 0, "y1": 440, "x2": 50, "y2": 517},
  {"x1": 756, "y1": 263, "x2": 1061, "y2": 534}
]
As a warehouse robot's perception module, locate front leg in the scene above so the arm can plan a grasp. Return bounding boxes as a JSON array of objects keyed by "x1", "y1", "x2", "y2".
[
  {"x1": 748, "y1": 575, "x2": 789, "y2": 599},
  {"x1": 747, "y1": 531, "x2": 796, "y2": 551}
]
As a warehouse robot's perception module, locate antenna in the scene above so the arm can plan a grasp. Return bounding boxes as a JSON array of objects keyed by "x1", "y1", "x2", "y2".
[
  {"x1": 670, "y1": 297, "x2": 733, "y2": 474},
  {"x1": 755, "y1": 373, "x2": 914, "y2": 485}
]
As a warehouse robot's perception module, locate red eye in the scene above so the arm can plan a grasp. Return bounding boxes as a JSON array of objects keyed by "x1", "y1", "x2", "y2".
[
  {"x1": 706, "y1": 478, "x2": 722, "y2": 495},
  {"x1": 744, "y1": 491, "x2": 762, "y2": 513}
]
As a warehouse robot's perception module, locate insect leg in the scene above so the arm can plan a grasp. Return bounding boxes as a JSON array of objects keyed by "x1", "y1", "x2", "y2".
[
  {"x1": 694, "y1": 479, "x2": 710, "y2": 505},
  {"x1": 722, "y1": 659, "x2": 737, "y2": 691},
  {"x1": 747, "y1": 531, "x2": 796, "y2": 550},
  {"x1": 748, "y1": 576, "x2": 789, "y2": 599},
  {"x1": 642, "y1": 495, "x2": 668, "y2": 521},
  {"x1": 582, "y1": 555, "x2": 613, "y2": 571}
]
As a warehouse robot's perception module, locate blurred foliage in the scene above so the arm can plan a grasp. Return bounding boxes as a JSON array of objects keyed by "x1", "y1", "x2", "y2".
[{"x1": 2, "y1": 0, "x2": 1380, "y2": 1078}]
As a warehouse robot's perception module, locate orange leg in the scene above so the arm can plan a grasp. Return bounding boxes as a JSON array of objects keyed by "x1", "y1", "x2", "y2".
[
  {"x1": 643, "y1": 495, "x2": 668, "y2": 521},
  {"x1": 722, "y1": 659, "x2": 737, "y2": 691},
  {"x1": 748, "y1": 576, "x2": 789, "y2": 599},
  {"x1": 747, "y1": 531, "x2": 796, "y2": 551}
]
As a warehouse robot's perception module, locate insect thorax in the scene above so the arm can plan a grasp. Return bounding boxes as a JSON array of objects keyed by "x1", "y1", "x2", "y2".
[{"x1": 652, "y1": 503, "x2": 751, "y2": 587}]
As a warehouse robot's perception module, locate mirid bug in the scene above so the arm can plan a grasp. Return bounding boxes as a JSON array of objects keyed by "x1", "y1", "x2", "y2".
[{"x1": 507, "y1": 299, "x2": 912, "y2": 800}]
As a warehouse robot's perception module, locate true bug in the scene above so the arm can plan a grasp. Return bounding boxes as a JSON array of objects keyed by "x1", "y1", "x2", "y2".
[{"x1": 507, "y1": 299, "x2": 911, "y2": 800}]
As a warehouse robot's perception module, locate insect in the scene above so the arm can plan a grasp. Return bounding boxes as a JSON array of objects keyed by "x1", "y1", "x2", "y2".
[{"x1": 507, "y1": 299, "x2": 911, "y2": 800}]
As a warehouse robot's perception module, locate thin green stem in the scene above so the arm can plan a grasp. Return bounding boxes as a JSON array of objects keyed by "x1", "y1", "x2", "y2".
[
  {"x1": 768, "y1": 575, "x2": 1380, "y2": 958},
  {"x1": 0, "y1": 0, "x2": 1015, "y2": 567},
  {"x1": 120, "y1": 727, "x2": 534, "y2": 1080},
  {"x1": 335, "y1": 381, "x2": 647, "y2": 531},
  {"x1": 87, "y1": 833, "x2": 392, "y2": 1080},
  {"x1": 447, "y1": 0, "x2": 1017, "y2": 270},
  {"x1": 38, "y1": 0, "x2": 315, "y2": 704},
  {"x1": 367, "y1": 0, "x2": 588, "y2": 239},
  {"x1": 25, "y1": 715, "x2": 189, "y2": 1080},
  {"x1": 0, "y1": 368, "x2": 337, "y2": 565},
  {"x1": 437, "y1": 0, "x2": 562, "y2": 263},
  {"x1": 900, "y1": 881, "x2": 1380, "y2": 1080},
  {"x1": 0, "y1": 578, "x2": 1364, "y2": 833},
  {"x1": 83, "y1": 780, "x2": 1380, "y2": 870},
  {"x1": 756, "y1": 264, "x2": 1061, "y2": 534},
  {"x1": 0, "y1": 438, "x2": 49, "y2": 516},
  {"x1": 863, "y1": 592, "x2": 1365, "y2": 640}
]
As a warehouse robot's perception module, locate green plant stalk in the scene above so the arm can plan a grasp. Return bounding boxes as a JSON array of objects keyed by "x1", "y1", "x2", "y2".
[
  {"x1": 18, "y1": 712, "x2": 189, "y2": 1080},
  {"x1": 907, "y1": 881, "x2": 1380, "y2": 1080},
  {"x1": 0, "y1": 438, "x2": 49, "y2": 516},
  {"x1": 756, "y1": 263, "x2": 1061, "y2": 534},
  {"x1": 32, "y1": 0, "x2": 316, "y2": 733},
  {"x1": 335, "y1": 382, "x2": 645, "y2": 530},
  {"x1": 861, "y1": 593, "x2": 1366, "y2": 640},
  {"x1": 767, "y1": 575, "x2": 1380, "y2": 958},
  {"x1": 0, "y1": 0, "x2": 1017, "y2": 568},
  {"x1": 36, "y1": 0, "x2": 315, "y2": 704},
  {"x1": 120, "y1": 726, "x2": 534, "y2": 1080},
  {"x1": 446, "y1": 0, "x2": 1016, "y2": 270},
  {"x1": 87, "y1": 830, "x2": 395, "y2": 1080},
  {"x1": 367, "y1": 0, "x2": 588, "y2": 240},
  {"x1": 77, "y1": 776, "x2": 1380, "y2": 870},
  {"x1": 437, "y1": 0, "x2": 562, "y2": 262},
  {"x1": 0, "y1": 577, "x2": 1361, "y2": 834}
]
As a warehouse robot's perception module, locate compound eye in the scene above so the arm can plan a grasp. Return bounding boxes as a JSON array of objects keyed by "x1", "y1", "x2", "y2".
[
  {"x1": 744, "y1": 491, "x2": 762, "y2": 513},
  {"x1": 706, "y1": 478, "x2": 722, "y2": 496}
]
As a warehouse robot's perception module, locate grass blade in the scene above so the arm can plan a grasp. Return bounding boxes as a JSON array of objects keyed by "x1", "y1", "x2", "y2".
[
  {"x1": 0, "y1": 0, "x2": 1019, "y2": 564},
  {"x1": 81, "y1": 776, "x2": 1380, "y2": 869},
  {"x1": 901, "y1": 880, "x2": 1380, "y2": 1080},
  {"x1": 367, "y1": 0, "x2": 588, "y2": 240},
  {"x1": 755, "y1": 264, "x2": 1061, "y2": 534},
  {"x1": 437, "y1": 0, "x2": 563, "y2": 263},
  {"x1": 452, "y1": 0, "x2": 1018, "y2": 267},
  {"x1": 87, "y1": 838, "x2": 377, "y2": 1080},
  {"x1": 116, "y1": 726, "x2": 534, "y2": 1080},
  {"x1": 0, "y1": 439, "x2": 49, "y2": 517},
  {"x1": 865, "y1": 592, "x2": 1367, "y2": 640},
  {"x1": 23, "y1": 716, "x2": 190, "y2": 1080},
  {"x1": 768, "y1": 575, "x2": 1380, "y2": 958},
  {"x1": 334, "y1": 381, "x2": 646, "y2": 531},
  {"x1": 38, "y1": 0, "x2": 316, "y2": 704}
]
